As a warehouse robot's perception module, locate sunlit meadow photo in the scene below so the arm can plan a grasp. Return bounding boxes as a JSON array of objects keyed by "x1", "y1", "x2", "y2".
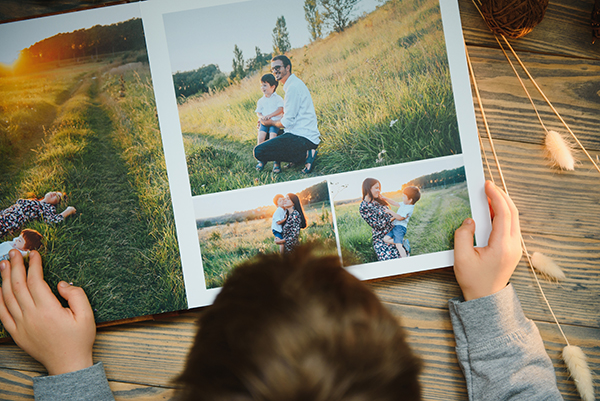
[{"x1": 166, "y1": 0, "x2": 461, "y2": 197}]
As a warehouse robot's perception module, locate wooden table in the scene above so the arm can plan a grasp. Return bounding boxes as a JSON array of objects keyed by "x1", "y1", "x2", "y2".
[{"x1": 1, "y1": 0, "x2": 599, "y2": 399}]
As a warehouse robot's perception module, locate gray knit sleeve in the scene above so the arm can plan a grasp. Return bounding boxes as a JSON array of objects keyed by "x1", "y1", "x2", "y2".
[
  {"x1": 33, "y1": 362, "x2": 115, "y2": 401},
  {"x1": 448, "y1": 284, "x2": 563, "y2": 400}
]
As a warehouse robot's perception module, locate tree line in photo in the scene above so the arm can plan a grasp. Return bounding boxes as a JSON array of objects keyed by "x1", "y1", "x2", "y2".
[
  {"x1": 172, "y1": 0, "x2": 365, "y2": 101},
  {"x1": 2, "y1": 18, "x2": 147, "y2": 76}
]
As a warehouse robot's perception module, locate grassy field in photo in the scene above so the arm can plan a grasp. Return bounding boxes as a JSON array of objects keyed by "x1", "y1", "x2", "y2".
[
  {"x1": 199, "y1": 202, "x2": 336, "y2": 289},
  {"x1": 336, "y1": 182, "x2": 471, "y2": 265},
  {"x1": 0, "y1": 57, "x2": 186, "y2": 337},
  {"x1": 179, "y1": 0, "x2": 460, "y2": 196}
]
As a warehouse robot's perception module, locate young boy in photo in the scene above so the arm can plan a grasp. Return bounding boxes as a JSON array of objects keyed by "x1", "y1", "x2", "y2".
[
  {"x1": 255, "y1": 74, "x2": 284, "y2": 173},
  {"x1": 0, "y1": 229, "x2": 42, "y2": 261},
  {"x1": 0, "y1": 182, "x2": 562, "y2": 400},
  {"x1": 382, "y1": 186, "x2": 420, "y2": 257},
  {"x1": 271, "y1": 194, "x2": 287, "y2": 254}
]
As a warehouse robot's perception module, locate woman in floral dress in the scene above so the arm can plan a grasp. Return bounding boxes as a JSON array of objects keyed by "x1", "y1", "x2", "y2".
[
  {"x1": 276, "y1": 193, "x2": 307, "y2": 253},
  {"x1": 359, "y1": 178, "x2": 400, "y2": 261},
  {"x1": 0, "y1": 192, "x2": 76, "y2": 238}
]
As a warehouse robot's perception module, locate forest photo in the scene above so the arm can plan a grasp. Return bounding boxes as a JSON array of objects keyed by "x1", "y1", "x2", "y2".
[
  {"x1": 164, "y1": 0, "x2": 461, "y2": 197},
  {"x1": 0, "y1": 4, "x2": 186, "y2": 337}
]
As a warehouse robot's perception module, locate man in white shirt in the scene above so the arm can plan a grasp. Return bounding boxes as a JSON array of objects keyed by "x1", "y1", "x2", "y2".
[{"x1": 253, "y1": 55, "x2": 320, "y2": 174}]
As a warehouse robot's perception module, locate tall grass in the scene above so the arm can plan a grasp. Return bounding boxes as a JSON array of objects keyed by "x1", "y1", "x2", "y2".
[
  {"x1": 0, "y1": 62, "x2": 186, "y2": 341},
  {"x1": 336, "y1": 182, "x2": 470, "y2": 265},
  {"x1": 101, "y1": 66, "x2": 186, "y2": 312},
  {"x1": 179, "y1": 0, "x2": 459, "y2": 196},
  {"x1": 0, "y1": 64, "x2": 96, "y2": 194},
  {"x1": 199, "y1": 203, "x2": 336, "y2": 288}
]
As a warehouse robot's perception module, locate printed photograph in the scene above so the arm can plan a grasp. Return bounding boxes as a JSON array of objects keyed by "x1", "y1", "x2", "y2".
[
  {"x1": 194, "y1": 180, "x2": 336, "y2": 289},
  {"x1": 164, "y1": 0, "x2": 461, "y2": 197},
  {"x1": 331, "y1": 155, "x2": 471, "y2": 266},
  {"x1": 0, "y1": 4, "x2": 186, "y2": 337}
]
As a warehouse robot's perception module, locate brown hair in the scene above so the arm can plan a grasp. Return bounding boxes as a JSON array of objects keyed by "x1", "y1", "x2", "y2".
[
  {"x1": 287, "y1": 193, "x2": 307, "y2": 229},
  {"x1": 175, "y1": 247, "x2": 421, "y2": 401},
  {"x1": 361, "y1": 178, "x2": 388, "y2": 207},
  {"x1": 403, "y1": 186, "x2": 421, "y2": 204},
  {"x1": 21, "y1": 229, "x2": 42, "y2": 251},
  {"x1": 273, "y1": 194, "x2": 284, "y2": 206}
]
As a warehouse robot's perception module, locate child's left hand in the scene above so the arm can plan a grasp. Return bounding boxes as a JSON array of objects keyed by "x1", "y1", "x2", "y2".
[{"x1": 0, "y1": 250, "x2": 96, "y2": 375}]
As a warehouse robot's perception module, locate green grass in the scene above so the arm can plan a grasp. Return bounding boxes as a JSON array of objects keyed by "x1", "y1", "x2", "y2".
[
  {"x1": 0, "y1": 62, "x2": 186, "y2": 338},
  {"x1": 199, "y1": 202, "x2": 336, "y2": 289},
  {"x1": 336, "y1": 182, "x2": 471, "y2": 265},
  {"x1": 178, "y1": 0, "x2": 460, "y2": 196}
]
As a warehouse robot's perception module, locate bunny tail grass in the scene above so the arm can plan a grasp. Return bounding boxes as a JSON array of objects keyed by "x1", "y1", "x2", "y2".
[
  {"x1": 531, "y1": 252, "x2": 566, "y2": 281},
  {"x1": 563, "y1": 345, "x2": 595, "y2": 401},
  {"x1": 545, "y1": 130, "x2": 575, "y2": 170}
]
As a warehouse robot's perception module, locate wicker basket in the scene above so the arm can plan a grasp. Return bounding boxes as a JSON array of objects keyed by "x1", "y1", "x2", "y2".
[{"x1": 479, "y1": 0, "x2": 549, "y2": 39}]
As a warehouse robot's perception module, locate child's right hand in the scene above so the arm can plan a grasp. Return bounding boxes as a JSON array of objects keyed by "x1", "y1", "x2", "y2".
[
  {"x1": 453, "y1": 181, "x2": 522, "y2": 301},
  {"x1": 0, "y1": 250, "x2": 96, "y2": 375}
]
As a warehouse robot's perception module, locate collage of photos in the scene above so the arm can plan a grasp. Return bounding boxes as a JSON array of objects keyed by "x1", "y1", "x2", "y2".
[{"x1": 0, "y1": 0, "x2": 490, "y2": 327}]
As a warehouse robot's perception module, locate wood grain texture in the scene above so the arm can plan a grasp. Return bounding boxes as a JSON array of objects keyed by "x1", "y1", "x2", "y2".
[
  {"x1": 1, "y1": 303, "x2": 597, "y2": 401},
  {"x1": 370, "y1": 232, "x2": 600, "y2": 328},
  {"x1": 459, "y1": 0, "x2": 600, "y2": 59},
  {"x1": 467, "y1": 46, "x2": 600, "y2": 150},
  {"x1": 479, "y1": 138, "x2": 600, "y2": 238}
]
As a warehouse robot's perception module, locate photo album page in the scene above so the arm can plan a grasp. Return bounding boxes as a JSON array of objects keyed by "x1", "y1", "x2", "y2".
[{"x1": 0, "y1": 0, "x2": 490, "y2": 336}]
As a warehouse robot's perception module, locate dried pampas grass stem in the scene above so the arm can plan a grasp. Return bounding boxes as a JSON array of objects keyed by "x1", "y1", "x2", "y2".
[
  {"x1": 544, "y1": 130, "x2": 575, "y2": 171},
  {"x1": 531, "y1": 252, "x2": 566, "y2": 281},
  {"x1": 563, "y1": 345, "x2": 595, "y2": 401},
  {"x1": 465, "y1": 40, "x2": 595, "y2": 401}
]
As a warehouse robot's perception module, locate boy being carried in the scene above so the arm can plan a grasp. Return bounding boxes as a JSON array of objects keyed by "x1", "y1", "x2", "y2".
[
  {"x1": 0, "y1": 229, "x2": 42, "y2": 261},
  {"x1": 382, "y1": 186, "x2": 420, "y2": 258},
  {"x1": 271, "y1": 194, "x2": 287, "y2": 254}
]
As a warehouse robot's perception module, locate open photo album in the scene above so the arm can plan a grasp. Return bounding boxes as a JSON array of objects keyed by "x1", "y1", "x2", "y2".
[{"x1": 0, "y1": 0, "x2": 490, "y2": 337}]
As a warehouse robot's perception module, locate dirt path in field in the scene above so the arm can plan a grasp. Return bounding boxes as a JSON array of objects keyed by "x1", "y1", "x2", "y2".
[
  {"x1": 408, "y1": 194, "x2": 441, "y2": 243},
  {"x1": 59, "y1": 76, "x2": 157, "y2": 321}
]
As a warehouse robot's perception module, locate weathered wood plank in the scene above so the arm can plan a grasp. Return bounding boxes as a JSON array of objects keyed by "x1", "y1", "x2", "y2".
[
  {"x1": 1, "y1": 303, "x2": 597, "y2": 401},
  {"x1": 479, "y1": 138, "x2": 600, "y2": 238},
  {"x1": 466, "y1": 46, "x2": 600, "y2": 150},
  {"x1": 459, "y1": 0, "x2": 600, "y2": 59},
  {"x1": 371, "y1": 234, "x2": 600, "y2": 328}
]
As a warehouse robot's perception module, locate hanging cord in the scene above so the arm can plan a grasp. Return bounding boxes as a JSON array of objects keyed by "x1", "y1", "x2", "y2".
[{"x1": 464, "y1": 43, "x2": 570, "y2": 346}]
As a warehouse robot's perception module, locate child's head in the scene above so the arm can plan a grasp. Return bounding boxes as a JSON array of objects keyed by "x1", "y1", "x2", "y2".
[
  {"x1": 260, "y1": 73, "x2": 278, "y2": 96},
  {"x1": 14, "y1": 229, "x2": 43, "y2": 251},
  {"x1": 176, "y1": 246, "x2": 422, "y2": 401},
  {"x1": 273, "y1": 194, "x2": 284, "y2": 207},
  {"x1": 403, "y1": 186, "x2": 421, "y2": 205}
]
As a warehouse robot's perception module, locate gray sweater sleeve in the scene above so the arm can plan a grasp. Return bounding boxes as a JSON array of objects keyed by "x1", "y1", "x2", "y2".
[
  {"x1": 33, "y1": 362, "x2": 115, "y2": 401},
  {"x1": 448, "y1": 284, "x2": 563, "y2": 400}
]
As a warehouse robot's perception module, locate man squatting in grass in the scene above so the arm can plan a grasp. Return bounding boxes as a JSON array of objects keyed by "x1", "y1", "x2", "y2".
[
  {"x1": 0, "y1": 181, "x2": 563, "y2": 400},
  {"x1": 253, "y1": 55, "x2": 320, "y2": 174},
  {"x1": 382, "y1": 186, "x2": 421, "y2": 258}
]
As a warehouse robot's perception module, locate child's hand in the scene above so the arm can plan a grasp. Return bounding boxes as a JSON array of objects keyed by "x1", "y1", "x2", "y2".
[
  {"x1": 0, "y1": 250, "x2": 96, "y2": 375},
  {"x1": 62, "y1": 206, "x2": 76, "y2": 217},
  {"x1": 453, "y1": 181, "x2": 522, "y2": 301}
]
